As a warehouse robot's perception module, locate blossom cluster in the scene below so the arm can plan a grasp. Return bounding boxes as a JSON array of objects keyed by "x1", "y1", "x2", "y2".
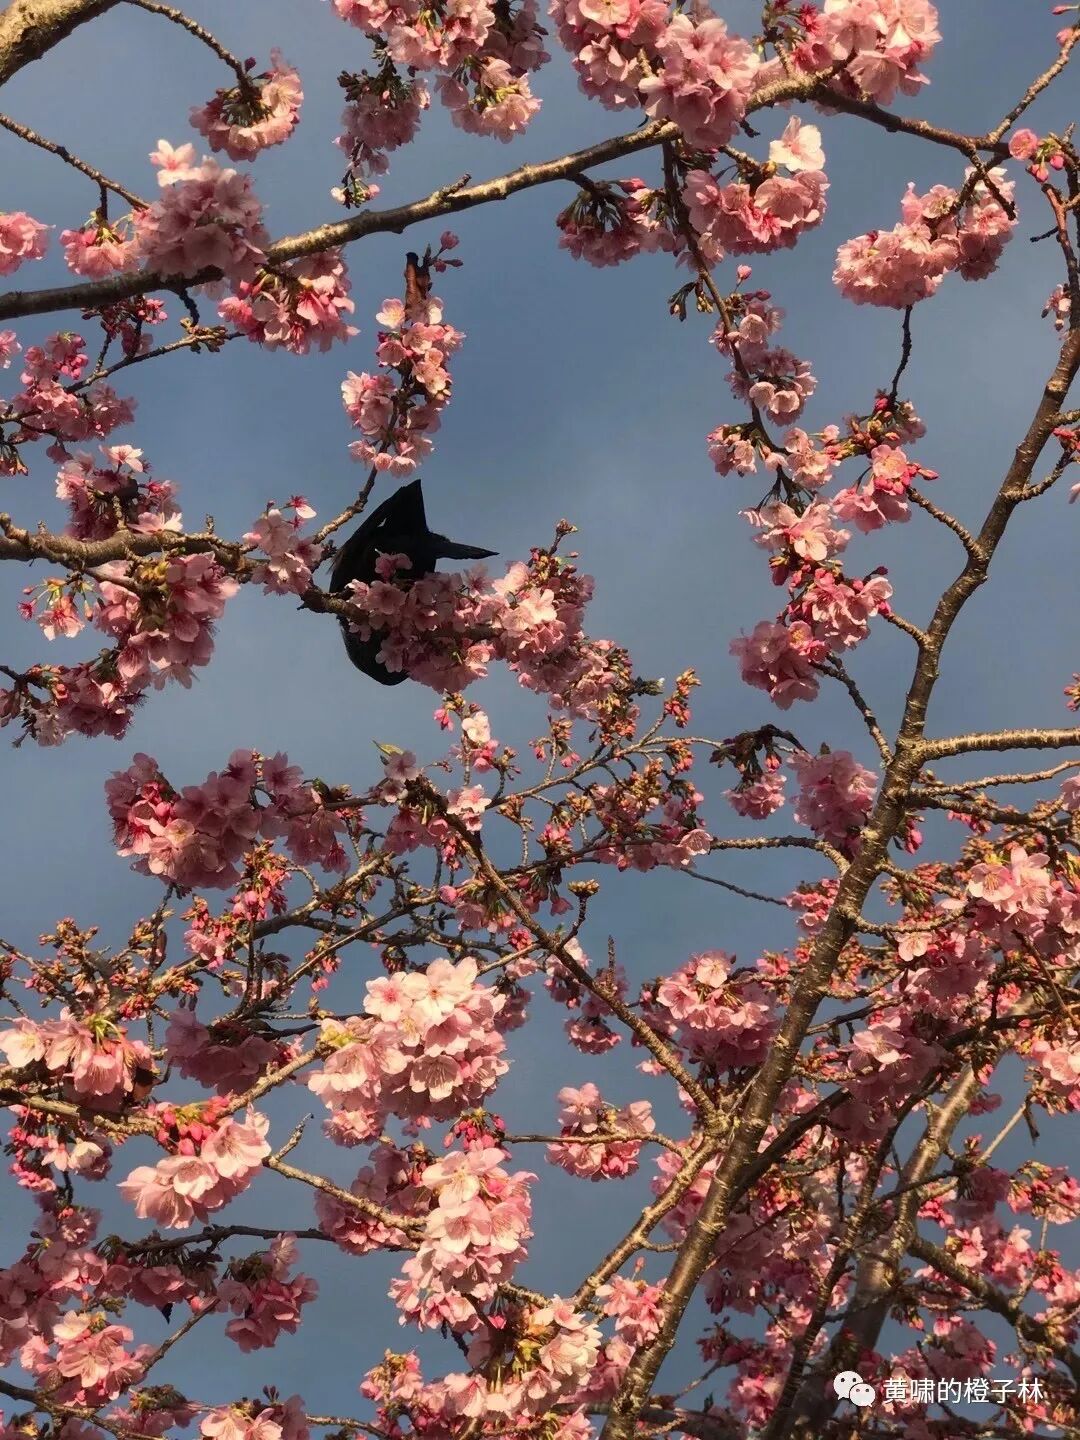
[
  {"x1": 190, "y1": 52, "x2": 304, "y2": 161},
  {"x1": 342, "y1": 279, "x2": 463, "y2": 474},
  {"x1": 339, "y1": 545, "x2": 641, "y2": 737},
  {"x1": 647, "y1": 950, "x2": 779, "y2": 1070},
  {"x1": 0, "y1": 210, "x2": 50, "y2": 275},
  {"x1": 216, "y1": 1235, "x2": 318, "y2": 1352},
  {"x1": 549, "y1": 0, "x2": 940, "y2": 169},
  {"x1": 0, "y1": 1012, "x2": 154, "y2": 1110},
  {"x1": 790, "y1": 747, "x2": 878, "y2": 853},
  {"x1": 556, "y1": 178, "x2": 674, "y2": 267},
  {"x1": 1, "y1": 330, "x2": 134, "y2": 476},
  {"x1": 330, "y1": 0, "x2": 548, "y2": 146},
  {"x1": 132, "y1": 141, "x2": 270, "y2": 283},
  {"x1": 307, "y1": 955, "x2": 508, "y2": 1138},
  {"x1": 219, "y1": 249, "x2": 357, "y2": 355},
  {"x1": 546, "y1": 1082, "x2": 655, "y2": 1179},
  {"x1": 684, "y1": 120, "x2": 829, "y2": 263},
  {"x1": 2, "y1": 441, "x2": 247, "y2": 744},
  {"x1": 393, "y1": 1146, "x2": 535, "y2": 1328},
  {"x1": 835, "y1": 171, "x2": 1017, "y2": 308},
  {"x1": 243, "y1": 497, "x2": 325, "y2": 595},
  {"x1": 711, "y1": 289, "x2": 818, "y2": 426},
  {"x1": 335, "y1": 61, "x2": 430, "y2": 199},
  {"x1": 118, "y1": 1107, "x2": 271, "y2": 1229},
  {"x1": 60, "y1": 215, "x2": 140, "y2": 278},
  {"x1": 165, "y1": 1006, "x2": 297, "y2": 1096},
  {"x1": 105, "y1": 748, "x2": 349, "y2": 890},
  {"x1": 726, "y1": 396, "x2": 933, "y2": 715}
]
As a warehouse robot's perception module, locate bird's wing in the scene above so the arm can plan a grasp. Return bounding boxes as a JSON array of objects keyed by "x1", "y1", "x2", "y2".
[
  {"x1": 330, "y1": 481, "x2": 426, "y2": 591},
  {"x1": 391, "y1": 477, "x2": 428, "y2": 534},
  {"x1": 340, "y1": 626, "x2": 409, "y2": 685}
]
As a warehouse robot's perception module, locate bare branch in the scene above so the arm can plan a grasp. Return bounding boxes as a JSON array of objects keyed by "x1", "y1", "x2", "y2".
[
  {"x1": 815, "y1": 655, "x2": 892, "y2": 763},
  {"x1": 916, "y1": 760, "x2": 1080, "y2": 794},
  {"x1": 121, "y1": 0, "x2": 250, "y2": 87},
  {"x1": 266, "y1": 1155, "x2": 423, "y2": 1239},
  {"x1": 906, "y1": 485, "x2": 983, "y2": 559},
  {"x1": 0, "y1": 111, "x2": 145, "y2": 208},
  {"x1": 922, "y1": 727, "x2": 1080, "y2": 761},
  {"x1": 681, "y1": 869, "x2": 791, "y2": 907}
]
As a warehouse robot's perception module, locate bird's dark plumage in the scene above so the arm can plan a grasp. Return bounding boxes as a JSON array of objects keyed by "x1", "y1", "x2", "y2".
[{"x1": 330, "y1": 479, "x2": 496, "y2": 684}]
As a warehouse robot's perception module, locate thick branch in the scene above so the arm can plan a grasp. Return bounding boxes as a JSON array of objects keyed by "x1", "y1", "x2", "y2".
[
  {"x1": 778, "y1": 1065, "x2": 983, "y2": 1437},
  {"x1": 0, "y1": 514, "x2": 245, "y2": 568},
  {"x1": 0, "y1": 119, "x2": 677, "y2": 321},
  {"x1": 0, "y1": 73, "x2": 1004, "y2": 324},
  {"x1": 0, "y1": 0, "x2": 121, "y2": 87},
  {"x1": 777, "y1": 983, "x2": 1061, "y2": 1437},
  {"x1": 922, "y1": 727, "x2": 1080, "y2": 761}
]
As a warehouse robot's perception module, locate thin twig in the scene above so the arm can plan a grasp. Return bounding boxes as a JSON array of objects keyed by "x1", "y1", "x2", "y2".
[
  {"x1": 0, "y1": 111, "x2": 145, "y2": 207},
  {"x1": 122, "y1": 0, "x2": 250, "y2": 86}
]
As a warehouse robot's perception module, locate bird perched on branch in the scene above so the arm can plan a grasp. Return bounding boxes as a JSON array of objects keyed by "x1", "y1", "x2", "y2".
[{"x1": 329, "y1": 478, "x2": 496, "y2": 684}]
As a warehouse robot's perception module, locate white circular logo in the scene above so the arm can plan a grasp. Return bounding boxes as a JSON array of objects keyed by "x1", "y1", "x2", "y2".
[{"x1": 833, "y1": 1371, "x2": 877, "y2": 1407}]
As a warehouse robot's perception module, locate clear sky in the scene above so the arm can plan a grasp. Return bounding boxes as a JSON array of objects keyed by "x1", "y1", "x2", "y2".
[{"x1": 1, "y1": 0, "x2": 1078, "y2": 1418}]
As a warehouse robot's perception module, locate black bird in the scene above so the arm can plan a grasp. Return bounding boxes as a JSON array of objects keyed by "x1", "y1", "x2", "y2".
[{"x1": 329, "y1": 479, "x2": 497, "y2": 684}]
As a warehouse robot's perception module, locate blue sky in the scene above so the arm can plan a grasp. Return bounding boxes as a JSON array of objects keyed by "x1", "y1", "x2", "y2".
[{"x1": 2, "y1": 0, "x2": 1079, "y2": 1420}]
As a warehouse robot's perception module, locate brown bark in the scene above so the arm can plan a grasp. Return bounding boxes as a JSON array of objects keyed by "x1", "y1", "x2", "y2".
[{"x1": 0, "y1": 0, "x2": 121, "y2": 87}]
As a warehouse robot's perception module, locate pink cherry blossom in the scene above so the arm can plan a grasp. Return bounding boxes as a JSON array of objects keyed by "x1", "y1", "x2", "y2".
[
  {"x1": 790, "y1": 748, "x2": 877, "y2": 852},
  {"x1": 546, "y1": 1083, "x2": 655, "y2": 1179},
  {"x1": 132, "y1": 150, "x2": 269, "y2": 281},
  {"x1": 219, "y1": 249, "x2": 357, "y2": 353},
  {"x1": 769, "y1": 117, "x2": 825, "y2": 173},
  {"x1": 730, "y1": 620, "x2": 824, "y2": 709},
  {"x1": 0, "y1": 211, "x2": 49, "y2": 275},
  {"x1": 638, "y1": 15, "x2": 760, "y2": 151},
  {"x1": 244, "y1": 505, "x2": 325, "y2": 594},
  {"x1": 191, "y1": 52, "x2": 303, "y2": 160}
]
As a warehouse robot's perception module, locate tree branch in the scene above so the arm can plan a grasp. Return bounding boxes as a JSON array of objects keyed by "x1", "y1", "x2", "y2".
[
  {"x1": 0, "y1": 119, "x2": 678, "y2": 322},
  {"x1": 121, "y1": 0, "x2": 250, "y2": 88},
  {"x1": 0, "y1": 0, "x2": 122, "y2": 87},
  {"x1": 0, "y1": 71, "x2": 1011, "y2": 325},
  {"x1": 596, "y1": 320, "x2": 1080, "y2": 1440},
  {"x1": 0, "y1": 110, "x2": 145, "y2": 208},
  {"x1": 922, "y1": 727, "x2": 1080, "y2": 761},
  {"x1": 907, "y1": 1234, "x2": 1080, "y2": 1387}
]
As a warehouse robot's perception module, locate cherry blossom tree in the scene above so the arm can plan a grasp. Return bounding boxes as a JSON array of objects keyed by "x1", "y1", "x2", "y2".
[{"x1": 2, "y1": 3, "x2": 1080, "y2": 1440}]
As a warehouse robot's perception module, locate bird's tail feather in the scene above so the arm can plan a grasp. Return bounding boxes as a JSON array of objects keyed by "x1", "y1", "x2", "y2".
[{"x1": 435, "y1": 539, "x2": 498, "y2": 560}]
